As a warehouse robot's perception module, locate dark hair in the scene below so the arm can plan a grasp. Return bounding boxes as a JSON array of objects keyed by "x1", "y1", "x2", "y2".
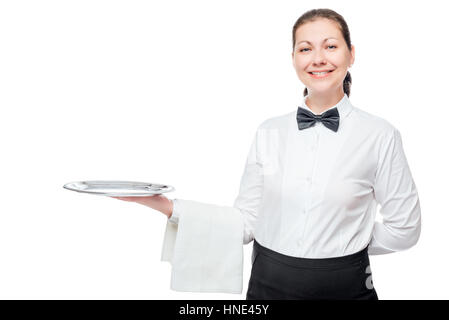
[{"x1": 292, "y1": 8, "x2": 353, "y2": 97}]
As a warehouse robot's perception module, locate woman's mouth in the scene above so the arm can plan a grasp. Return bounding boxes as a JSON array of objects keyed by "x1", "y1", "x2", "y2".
[{"x1": 308, "y1": 69, "x2": 334, "y2": 79}]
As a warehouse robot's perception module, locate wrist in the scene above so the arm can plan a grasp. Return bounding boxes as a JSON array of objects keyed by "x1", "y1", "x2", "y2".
[{"x1": 166, "y1": 199, "x2": 174, "y2": 218}]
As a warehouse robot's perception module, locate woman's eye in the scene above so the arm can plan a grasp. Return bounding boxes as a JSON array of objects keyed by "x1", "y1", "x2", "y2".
[{"x1": 299, "y1": 45, "x2": 336, "y2": 53}]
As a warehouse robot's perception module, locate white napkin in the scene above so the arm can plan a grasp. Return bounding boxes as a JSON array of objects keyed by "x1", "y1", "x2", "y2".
[{"x1": 161, "y1": 199, "x2": 244, "y2": 293}]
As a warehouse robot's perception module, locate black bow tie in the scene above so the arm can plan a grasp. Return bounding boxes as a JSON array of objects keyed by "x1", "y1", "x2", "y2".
[{"x1": 296, "y1": 106, "x2": 340, "y2": 132}]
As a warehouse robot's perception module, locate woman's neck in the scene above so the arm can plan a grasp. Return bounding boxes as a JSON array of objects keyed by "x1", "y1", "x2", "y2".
[{"x1": 305, "y1": 90, "x2": 345, "y2": 115}]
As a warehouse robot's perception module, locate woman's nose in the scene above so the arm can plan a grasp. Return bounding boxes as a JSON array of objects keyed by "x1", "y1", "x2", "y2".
[{"x1": 312, "y1": 50, "x2": 327, "y2": 65}]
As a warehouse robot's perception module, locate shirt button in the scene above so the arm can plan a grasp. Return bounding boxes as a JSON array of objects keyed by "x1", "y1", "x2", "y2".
[
  {"x1": 302, "y1": 208, "x2": 306, "y2": 215},
  {"x1": 297, "y1": 238, "x2": 303, "y2": 246},
  {"x1": 309, "y1": 145, "x2": 315, "y2": 151}
]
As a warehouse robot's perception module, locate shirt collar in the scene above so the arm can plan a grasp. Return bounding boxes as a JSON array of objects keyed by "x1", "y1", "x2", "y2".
[{"x1": 300, "y1": 93, "x2": 354, "y2": 121}]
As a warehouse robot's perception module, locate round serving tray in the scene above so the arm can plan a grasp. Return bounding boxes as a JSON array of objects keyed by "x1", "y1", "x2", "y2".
[{"x1": 63, "y1": 180, "x2": 175, "y2": 197}]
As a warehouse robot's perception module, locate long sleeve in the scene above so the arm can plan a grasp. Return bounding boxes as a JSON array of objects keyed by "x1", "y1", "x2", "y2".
[
  {"x1": 368, "y1": 128, "x2": 421, "y2": 255},
  {"x1": 166, "y1": 129, "x2": 264, "y2": 245},
  {"x1": 232, "y1": 130, "x2": 264, "y2": 245}
]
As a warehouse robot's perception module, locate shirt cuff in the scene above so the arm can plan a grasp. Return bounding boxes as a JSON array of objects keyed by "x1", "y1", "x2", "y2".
[{"x1": 168, "y1": 198, "x2": 180, "y2": 224}]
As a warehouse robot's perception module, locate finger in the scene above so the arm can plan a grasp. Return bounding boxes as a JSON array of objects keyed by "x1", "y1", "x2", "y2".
[{"x1": 112, "y1": 196, "x2": 133, "y2": 201}]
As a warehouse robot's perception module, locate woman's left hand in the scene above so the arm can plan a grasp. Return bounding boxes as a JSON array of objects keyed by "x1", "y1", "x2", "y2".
[{"x1": 111, "y1": 194, "x2": 173, "y2": 218}]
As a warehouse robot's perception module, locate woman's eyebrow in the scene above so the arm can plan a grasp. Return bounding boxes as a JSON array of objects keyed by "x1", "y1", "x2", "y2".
[{"x1": 296, "y1": 37, "x2": 338, "y2": 46}]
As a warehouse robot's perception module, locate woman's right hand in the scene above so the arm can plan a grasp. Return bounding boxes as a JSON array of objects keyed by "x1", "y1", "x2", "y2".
[{"x1": 111, "y1": 194, "x2": 173, "y2": 218}]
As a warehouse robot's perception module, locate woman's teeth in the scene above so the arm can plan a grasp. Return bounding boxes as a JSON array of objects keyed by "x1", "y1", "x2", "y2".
[{"x1": 308, "y1": 70, "x2": 334, "y2": 78}]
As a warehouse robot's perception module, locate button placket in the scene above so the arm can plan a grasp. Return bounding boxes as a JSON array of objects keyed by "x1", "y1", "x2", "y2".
[
  {"x1": 308, "y1": 129, "x2": 320, "y2": 189},
  {"x1": 297, "y1": 129, "x2": 320, "y2": 249}
]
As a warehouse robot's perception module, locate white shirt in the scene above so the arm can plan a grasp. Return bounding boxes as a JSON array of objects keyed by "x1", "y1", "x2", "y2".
[{"x1": 169, "y1": 93, "x2": 421, "y2": 258}]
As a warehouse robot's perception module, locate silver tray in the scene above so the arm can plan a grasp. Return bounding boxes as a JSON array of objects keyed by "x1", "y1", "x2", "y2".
[{"x1": 63, "y1": 180, "x2": 175, "y2": 197}]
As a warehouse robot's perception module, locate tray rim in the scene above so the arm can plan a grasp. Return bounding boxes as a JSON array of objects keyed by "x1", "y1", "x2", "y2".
[{"x1": 63, "y1": 180, "x2": 175, "y2": 196}]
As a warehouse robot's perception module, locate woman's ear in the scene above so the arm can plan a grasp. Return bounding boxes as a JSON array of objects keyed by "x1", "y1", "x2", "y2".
[{"x1": 350, "y1": 44, "x2": 355, "y2": 67}]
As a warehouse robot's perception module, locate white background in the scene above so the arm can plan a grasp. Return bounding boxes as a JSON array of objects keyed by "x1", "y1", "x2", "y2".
[{"x1": 0, "y1": 0, "x2": 447, "y2": 300}]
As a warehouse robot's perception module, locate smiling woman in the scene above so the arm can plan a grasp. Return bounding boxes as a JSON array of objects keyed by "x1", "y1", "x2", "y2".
[
  {"x1": 291, "y1": 9, "x2": 355, "y2": 114},
  {"x1": 244, "y1": 8, "x2": 419, "y2": 300},
  {"x1": 112, "y1": 7, "x2": 421, "y2": 301}
]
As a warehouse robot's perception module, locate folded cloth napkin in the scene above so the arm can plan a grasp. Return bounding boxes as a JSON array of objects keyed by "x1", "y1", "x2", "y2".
[{"x1": 161, "y1": 199, "x2": 244, "y2": 294}]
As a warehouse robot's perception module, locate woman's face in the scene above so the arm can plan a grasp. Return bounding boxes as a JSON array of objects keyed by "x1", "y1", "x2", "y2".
[{"x1": 292, "y1": 18, "x2": 355, "y2": 96}]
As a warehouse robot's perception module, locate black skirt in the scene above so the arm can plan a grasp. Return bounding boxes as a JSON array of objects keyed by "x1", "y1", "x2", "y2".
[{"x1": 246, "y1": 239, "x2": 379, "y2": 300}]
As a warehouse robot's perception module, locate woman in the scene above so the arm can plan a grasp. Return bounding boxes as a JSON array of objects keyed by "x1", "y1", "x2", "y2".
[{"x1": 113, "y1": 8, "x2": 421, "y2": 300}]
